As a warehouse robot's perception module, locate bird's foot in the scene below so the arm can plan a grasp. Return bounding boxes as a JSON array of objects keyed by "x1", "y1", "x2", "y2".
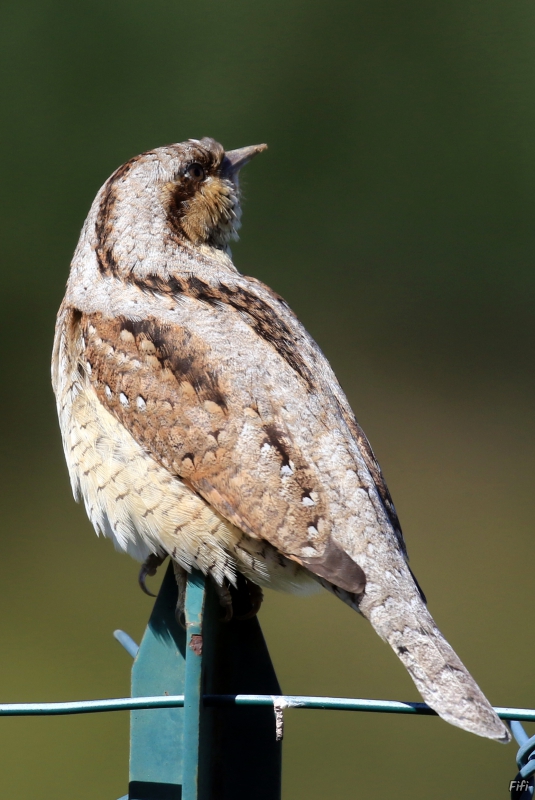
[
  {"x1": 235, "y1": 578, "x2": 264, "y2": 619},
  {"x1": 213, "y1": 576, "x2": 264, "y2": 621},
  {"x1": 213, "y1": 580, "x2": 234, "y2": 622},
  {"x1": 138, "y1": 552, "x2": 167, "y2": 596},
  {"x1": 168, "y1": 566, "x2": 262, "y2": 626},
  {"x1": 170, "y1": 562, "x2": 232, "y2": 627},
  {"x1": 172, "y1": 562, "x2": 188, "y2": 629}
]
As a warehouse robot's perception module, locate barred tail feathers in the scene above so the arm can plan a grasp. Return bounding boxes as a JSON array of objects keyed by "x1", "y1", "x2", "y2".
[{"x1": 325, "y1": 574, "x2": 510, "y2": 743}]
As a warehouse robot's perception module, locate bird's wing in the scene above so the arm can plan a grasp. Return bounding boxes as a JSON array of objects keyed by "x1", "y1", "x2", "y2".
[
  {"x1": 77, "y1": 272, "x2": 406, "y2": 594},
  {"x1": 236, "y1": 278, "x2": 406, "y2": 551}
]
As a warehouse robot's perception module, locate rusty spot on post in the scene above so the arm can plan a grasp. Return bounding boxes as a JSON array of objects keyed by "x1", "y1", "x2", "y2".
[{"x1": 189, "y1": 634, "x2": 203, "y2": 656}]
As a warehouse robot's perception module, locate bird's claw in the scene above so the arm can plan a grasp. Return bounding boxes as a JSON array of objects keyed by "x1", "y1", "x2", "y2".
[
  {"x1": 172, "y1": 562, "x2": 188, "y2": 628},
  {"x1": 138, "y1": 553, "x2": 167, "y2": 597},
  {"x1": 235, "y1": 579, "x2": 264, "y2": 620},
  {"x1": 220, "y1": 603, "x2": 234, "y2": 623}
]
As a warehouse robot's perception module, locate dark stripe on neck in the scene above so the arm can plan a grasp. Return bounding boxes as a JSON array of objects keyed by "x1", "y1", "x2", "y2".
[{"x1": 94, "y1": 155, "x2": 144, "y2": 276}]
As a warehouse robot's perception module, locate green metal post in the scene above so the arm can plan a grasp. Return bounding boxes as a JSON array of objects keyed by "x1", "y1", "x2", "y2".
[
  {"x1": 129, "y1": 563, "x2": 186, "y2": 799},
  {"x1": 182, "y1": 571, "x2": 206, "y2": 800},
  {"x1": 127, "y1": 565, "x2": 282, "y2": 799},
  {"x1": 198, "y1": 576, "x2": 282, "y2": 799}
]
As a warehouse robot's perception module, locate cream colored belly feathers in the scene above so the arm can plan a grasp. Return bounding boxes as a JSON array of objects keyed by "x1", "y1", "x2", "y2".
[{"x1": 55, "y1": 328, "x2": 317, "y2": 596}]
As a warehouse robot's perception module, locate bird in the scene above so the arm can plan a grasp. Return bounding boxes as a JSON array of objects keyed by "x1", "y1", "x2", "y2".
[{"x1": 51, "y1": 136, "x2": 509, "y2": 743}]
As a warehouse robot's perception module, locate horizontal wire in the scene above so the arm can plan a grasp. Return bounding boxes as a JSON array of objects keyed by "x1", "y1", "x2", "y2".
[{"x1": 0, "y1": 694, "x2": 532, "y2": 720}]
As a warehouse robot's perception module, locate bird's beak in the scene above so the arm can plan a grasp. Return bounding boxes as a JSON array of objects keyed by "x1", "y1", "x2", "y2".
[{"x1": 222, "y1": 143, "x2": 268, "y2": 176}]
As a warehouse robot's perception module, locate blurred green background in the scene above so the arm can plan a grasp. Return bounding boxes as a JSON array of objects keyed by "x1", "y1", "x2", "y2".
[{"x1": 1, "y1": 0, "x2": 534, "y2": 797}]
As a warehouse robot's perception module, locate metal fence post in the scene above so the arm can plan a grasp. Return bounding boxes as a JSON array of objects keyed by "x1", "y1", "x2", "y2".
[
  {"x1": 129, "y1": 562, "x2": 187, "y2": 799},
  {"x1": 182, "y1": 570, "x2": 206, "y2": 800},
  {"x1": 127, "y1": 563, "x2": 282, "y2": 799}
]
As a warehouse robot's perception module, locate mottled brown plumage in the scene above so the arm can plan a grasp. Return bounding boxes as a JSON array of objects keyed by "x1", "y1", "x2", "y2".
[{"x1": 52, "y1": 137, "x2": 509, "y2": 743}]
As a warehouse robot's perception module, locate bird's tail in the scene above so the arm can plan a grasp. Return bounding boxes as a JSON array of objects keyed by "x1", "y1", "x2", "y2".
[{"x1": 327, "y1": 574, "x2": 510, "y2": 743}]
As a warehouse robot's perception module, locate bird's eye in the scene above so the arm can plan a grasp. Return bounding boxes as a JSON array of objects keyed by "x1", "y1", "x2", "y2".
[{"x1": 186, "y1": 163, "x2": 205, "y2": 181}]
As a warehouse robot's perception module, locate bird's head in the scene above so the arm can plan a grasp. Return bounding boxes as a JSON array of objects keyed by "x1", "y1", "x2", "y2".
[
  {"x1": 92, "y1": 138, "x2": 267, "y2": 273},
  {"x1": 162, "y1": 137, "x2": 267, "y2": 249}
]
